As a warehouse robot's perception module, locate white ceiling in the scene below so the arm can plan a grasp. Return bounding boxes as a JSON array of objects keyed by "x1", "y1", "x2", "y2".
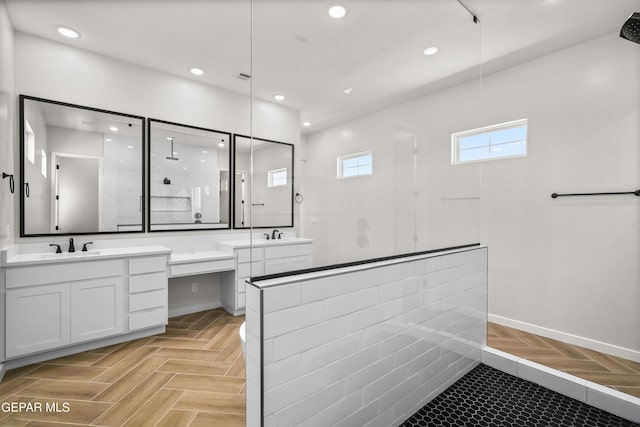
[{"x1": 5, "y1": 0, "x2": 640, "y2": 132}]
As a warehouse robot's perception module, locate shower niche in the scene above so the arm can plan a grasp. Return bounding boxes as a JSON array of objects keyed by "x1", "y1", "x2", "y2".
[{"x1": 147, "y1": 119, "x2": 231, "y2": 231}]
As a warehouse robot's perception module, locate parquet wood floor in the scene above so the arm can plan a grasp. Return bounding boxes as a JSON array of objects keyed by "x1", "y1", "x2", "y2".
[
  {"x1": 0, "y1": 308, "x2": 246, "y2": 426},
  {"x1": 488, "y1": 322, "x2": 640, "y2": 399}
]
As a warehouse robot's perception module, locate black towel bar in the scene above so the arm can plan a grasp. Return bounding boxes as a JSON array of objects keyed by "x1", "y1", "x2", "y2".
[{"x1": 551, "y1": 190, "x2": 640, "y2": 198}]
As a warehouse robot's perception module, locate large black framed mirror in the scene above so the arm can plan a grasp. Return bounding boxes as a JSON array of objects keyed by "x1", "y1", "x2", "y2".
[
  {"x1": 19, "y1": 95, "x2": 145, "y2": 236},
  {"x1": 233, "y1": 134, "x2": 294, "y2": 229},
  {"x1": 148, "y1": 119, "x2": 231, "y2": 231}
]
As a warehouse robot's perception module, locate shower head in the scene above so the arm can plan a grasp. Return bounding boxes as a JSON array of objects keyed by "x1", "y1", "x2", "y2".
[
  {"x1": 620, "y1": 12, "x2": 640, "y2": 44},
  {"x1": 166, "y1": 137, "x2": 179, "y2": 160}
]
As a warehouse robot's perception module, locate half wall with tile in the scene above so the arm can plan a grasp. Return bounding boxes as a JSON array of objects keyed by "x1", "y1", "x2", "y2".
[{"x1": 245, "y1": 245, "x2": 488, "y2": 426}]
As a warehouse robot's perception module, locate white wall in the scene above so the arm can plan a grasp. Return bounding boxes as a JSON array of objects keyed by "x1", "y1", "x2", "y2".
[
  {"x1": 0, "y1": 1, "x2": 12, "y2": 249},
  {"x1": 304, "y1": 33, "x2": 640, "y2": 359},
  {"x1": 478, "y1": 34, "x2": 640, "y2": 358}
]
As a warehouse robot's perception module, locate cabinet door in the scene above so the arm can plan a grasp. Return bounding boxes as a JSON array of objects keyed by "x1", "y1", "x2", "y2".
[
  {"x1": 6, "y1": 284, "x2": 70, "y2": 358},
  {"x1": 70, "y1": 277, "x2": 124, "y2": 344}
]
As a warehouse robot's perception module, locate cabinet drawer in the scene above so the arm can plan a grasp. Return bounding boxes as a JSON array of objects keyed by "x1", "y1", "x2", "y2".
[
  {"x1": 264, "y1": 255, "x2": 313, "y2": 275},
  {"x1": 290, "y1": 255, "x2": 313, "y2": 271},
  {"x1": 129, "y1": 289, "x2": 167, "y2": 312},
  {"x1": 129, "y1": 256, "x2": 167, "y2": 275},
  {"x1": 237, "y1": 292, "x2": 246, "y2": 309},
  {"x1": 170, "y1": 258, "x2": 235, "y2": 278},
  {"x1": 237, "y1": 261, "x2": 264, "y2": 278},
  {"x1": 264, "y1": 259, "x2": 289, "y2": 275},
  {"x1": 129, "y1": 307, "x2": 167, "y2": 331},
  {"x1": 237, "y1": 248, "x2": 264, "y2": 263},
  {"x1": 130, "y1": 272, "x2": 167, "y2": 293},
  {"x1": 6, "y1": 259, "x2": 122, "y2": 288},
  {"x1": 265, "y1": 243, "x2": 312, "y2": 260},
  {"x1": 237, "y1": 278, "x2": 246, "y2": 293}
]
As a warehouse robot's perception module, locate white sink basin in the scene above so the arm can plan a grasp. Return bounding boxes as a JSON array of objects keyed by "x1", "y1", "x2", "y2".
[{"x1": 39, "y1": 250, "x2": 101, "y2": 259}]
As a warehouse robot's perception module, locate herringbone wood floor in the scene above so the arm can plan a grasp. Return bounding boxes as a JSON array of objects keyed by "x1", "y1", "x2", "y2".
[
  {"x1": 488, "y1": 322, "x2": 640, "y2": 399},
  {"x1": 0, "y1": 308, "x2": 246, "y2": 426}
]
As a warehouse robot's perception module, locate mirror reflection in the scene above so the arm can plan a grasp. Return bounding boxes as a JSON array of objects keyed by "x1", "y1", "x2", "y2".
[
  {"x1": 20, "y1": 96, "x2": 144, "y2": 236},
  {"x1": 148, "y1": 119, "x2": 231, "y2": 231},
  {"x1": 233, "y1": 135, "x2": 293, "y2": 228}
]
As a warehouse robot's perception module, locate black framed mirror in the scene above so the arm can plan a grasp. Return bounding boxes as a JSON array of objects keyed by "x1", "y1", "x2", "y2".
[
  {"x1": 148, "y1": 119, "x2": 231, "y2": 231},
  {"x1": 233, "y1": 134, "x2": 294, "y2": 229},
  {"x1": 19, "y1": 95, "x2": 145, "y2": 236}
]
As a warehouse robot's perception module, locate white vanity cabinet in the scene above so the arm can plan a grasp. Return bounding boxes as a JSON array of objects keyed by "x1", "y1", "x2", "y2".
[
  {"x1": 219, "y1": 239, "x2": 313, "y2": 315},
  {"x1": 2, "y1": 247, "x2": 170, "y2": 361},
  {"x1": 5, "y1": 259, "x2": 124, "y2": 358}
]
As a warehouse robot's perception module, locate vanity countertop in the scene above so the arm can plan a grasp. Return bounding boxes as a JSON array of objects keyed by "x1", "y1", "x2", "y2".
[
  {"x1": 2, "y1": 245, "x2": 172, "y2": 267},
  {"x1": 218, "y1": 237, "x2": 314, "y2": 249},
  {"x1": 169, "y1": 250, "x2": 234, "y2": 265}
]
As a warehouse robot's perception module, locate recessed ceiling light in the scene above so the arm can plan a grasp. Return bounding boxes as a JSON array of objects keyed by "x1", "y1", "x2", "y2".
[
  {"x1": 201, "y1": 159, "x2": 206, "y2": 163},
  {"x1": 423, "y1": 46, "x2": 439, "y2": 56},
  {"x1": 302, "y1": 121, "x2": 311, "y2": 127},
  {"x1": 202, "y1": 150, "x2": 208, "y2": 154},
  {"x1": 109, "y1": 126, "x2": 119, "y2": 132},
  {"x1": 167, "y1": 137, "x2": 174, "y2": 141},
  {"x1": 190, "y1": 67, "x2": 205, "y2": 76},
  {"x1": 274, "y1": 94, "x2": 285, "y2": 101},
  {"x1": 344, "y1": 87, "x2": 353, "y2": 94},
  {"x1": 127, "y1": 145, "x2": 134, "y2": 149},
  {"x1": 328, "y1": 4, "x2": 348, "y2": 19},
  {"x1": 105, "y1": 138, "x2": 112, "y2": 142},
  {"x1": 57, "y1": 26, "x2": 80, "y2": 39},
  {"x1": 218, "y1": 142, "x2": 225, "y2": 147}
]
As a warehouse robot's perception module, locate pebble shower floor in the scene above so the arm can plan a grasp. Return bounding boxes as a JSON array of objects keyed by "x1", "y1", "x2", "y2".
[{"x1": 401, "y1": 364, "x2": 639, "y2": 427}]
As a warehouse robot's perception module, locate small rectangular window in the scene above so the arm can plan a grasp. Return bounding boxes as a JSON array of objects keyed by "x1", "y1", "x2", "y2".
[
  {"x1": 452, "y1": 119, "x2": 527, "y2": 165},
  {"x1": 268, "y1": 168, "x2": 287, "y2": 187},
  {"x1": 338, "y1": 151, "x2": 373, "y2": 179}
]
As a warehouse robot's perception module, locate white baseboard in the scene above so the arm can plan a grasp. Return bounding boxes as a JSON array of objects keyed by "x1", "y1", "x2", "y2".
[
  {"x1": 482, "y1": 346, "x2": 640, "y2": 424},
  {"x1": 489, "y1": 313, "x2": 640, "y2": 363},
  {"x1": 168, "y1": 301, "x2": 222, "y2": 318}
]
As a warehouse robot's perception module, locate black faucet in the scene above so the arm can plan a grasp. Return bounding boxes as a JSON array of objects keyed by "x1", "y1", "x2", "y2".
[
  {"x1": 68, "y1": 237, "x2": 75, "y2": 253},
  {"x1": 263, "y1": 233, "x2": 270, "y2": 240},
  {"x1": 271, "y1": 229, "x2": 280, "y2": 240},
  {"x1": 82, "y1": 241, "x2": 94, "y2": 252},
  {"x1": 49, "y1": 243, "x2": 62, "y2": 253}
]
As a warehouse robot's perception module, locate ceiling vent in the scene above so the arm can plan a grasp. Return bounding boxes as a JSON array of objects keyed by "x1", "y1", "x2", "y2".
[{"x1": 234, "y1": 72, "x2": 251, "y2": 81}]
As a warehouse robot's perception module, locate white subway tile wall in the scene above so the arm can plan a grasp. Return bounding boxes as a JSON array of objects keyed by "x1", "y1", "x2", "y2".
[{"x1": 247, "y1": 247, "x2": 487, "y2": 427}]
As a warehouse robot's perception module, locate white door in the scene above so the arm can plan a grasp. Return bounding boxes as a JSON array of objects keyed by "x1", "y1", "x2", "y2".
[{"x1": 55, "y1": 155, "x2": 100, "y2": 233}]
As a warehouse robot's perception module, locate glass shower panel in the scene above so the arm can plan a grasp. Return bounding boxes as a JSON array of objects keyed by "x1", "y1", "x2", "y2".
[{"x1": 251, "y1": 0, "x2": 483, "y2": 269}]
